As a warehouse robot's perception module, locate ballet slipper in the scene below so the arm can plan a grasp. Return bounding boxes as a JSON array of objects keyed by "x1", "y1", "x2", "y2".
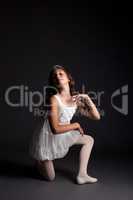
[{"x1": 76, "y1": 174, "x2": 98, "y2": 184}]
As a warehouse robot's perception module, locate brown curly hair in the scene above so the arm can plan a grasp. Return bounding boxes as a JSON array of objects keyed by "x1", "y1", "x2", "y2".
[{"x1": 47, "y1": 65, "x2": 76, "y2": 97}]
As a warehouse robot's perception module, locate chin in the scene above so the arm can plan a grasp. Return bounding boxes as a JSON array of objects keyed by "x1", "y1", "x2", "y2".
[{"x1": 59, "y1": 80, "x2": 68, "y2": 85}]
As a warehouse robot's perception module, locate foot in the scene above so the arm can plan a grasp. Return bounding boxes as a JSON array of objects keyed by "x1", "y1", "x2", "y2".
[{"x1": 76, "y1": 174, "x2": 98, "y2": 184}]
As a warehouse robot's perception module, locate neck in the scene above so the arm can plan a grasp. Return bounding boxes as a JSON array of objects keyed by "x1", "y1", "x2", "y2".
[{"x1": 59, "y1": 84, "x2": 71, "y2": 97}]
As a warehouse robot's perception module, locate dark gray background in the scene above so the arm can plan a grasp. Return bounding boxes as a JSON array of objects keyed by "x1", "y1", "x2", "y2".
[
  {"x1": 0, "y1": 1, "x2": 129, "y2": 156},
  {"x1": 0, "y1": 1, "x2": 130, "y2": 200}
]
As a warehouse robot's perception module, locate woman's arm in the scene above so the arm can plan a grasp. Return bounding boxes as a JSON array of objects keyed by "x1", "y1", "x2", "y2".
[
  {"x1": 48, "y1": 96, "x2": 80, "y2": 134},
  {"x1": 87, "y1": 96, "x2": 101, "y2": 120},
  {"x1": 75, "y1": 94, "x2": 101, "y2": 120}
]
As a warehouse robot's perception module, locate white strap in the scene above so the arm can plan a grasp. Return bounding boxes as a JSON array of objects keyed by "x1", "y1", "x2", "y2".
[{"x1": 54, "y1": 94, "x2": 63, "y2": 105}]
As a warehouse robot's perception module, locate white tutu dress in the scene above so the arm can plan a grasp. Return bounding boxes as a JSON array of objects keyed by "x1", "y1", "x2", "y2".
[{"x1": 29, "y1": 94, "x2": 81, "y2": 161}]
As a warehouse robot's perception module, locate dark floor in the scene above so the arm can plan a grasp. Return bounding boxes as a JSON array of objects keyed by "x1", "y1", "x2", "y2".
[{"x1": 0, "y1": 148, "x2": 132, "y2": 200}]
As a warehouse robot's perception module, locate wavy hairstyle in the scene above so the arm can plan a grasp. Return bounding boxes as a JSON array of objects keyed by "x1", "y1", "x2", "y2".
[{"x1": 45, "y1": 65, "x2": 77, "y2": 104}]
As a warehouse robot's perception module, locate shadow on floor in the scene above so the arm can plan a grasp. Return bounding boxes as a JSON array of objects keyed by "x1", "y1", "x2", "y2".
[{"x1": 0, "y1": 159, "x2": 77, "y2": 183}]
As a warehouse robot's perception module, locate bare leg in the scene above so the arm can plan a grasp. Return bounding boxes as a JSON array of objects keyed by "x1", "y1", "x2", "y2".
[
  {"x1": 36, "y1": 159, "x2": 55, "y2": 181},
  {"x1": 73, "y1": 134, "x2": 98, "y2": 184}
]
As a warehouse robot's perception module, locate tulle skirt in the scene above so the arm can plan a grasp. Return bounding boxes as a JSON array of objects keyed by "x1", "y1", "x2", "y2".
[{"x1": 29, "y1": 118, "x2": 81, "y2": 161}]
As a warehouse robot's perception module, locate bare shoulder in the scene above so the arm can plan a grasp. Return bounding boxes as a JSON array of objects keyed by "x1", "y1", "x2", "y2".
[{"x1": 49, "y1": 95, "x2": 58, "y2": 104}]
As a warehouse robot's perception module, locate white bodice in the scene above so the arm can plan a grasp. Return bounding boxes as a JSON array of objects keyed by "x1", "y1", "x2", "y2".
[{"x1": 54, "y1": 94, "x2": 77, "y2": 124}]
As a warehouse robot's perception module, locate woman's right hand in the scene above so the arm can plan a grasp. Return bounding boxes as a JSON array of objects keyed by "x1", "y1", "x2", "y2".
[{"x1": 75, "y1": 122, "x2": 84, "y2": 136}]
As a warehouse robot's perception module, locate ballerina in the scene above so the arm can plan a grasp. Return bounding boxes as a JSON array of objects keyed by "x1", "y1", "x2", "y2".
[{"x1": 29, "y1": 65, "x2": 100, "y2": 184}]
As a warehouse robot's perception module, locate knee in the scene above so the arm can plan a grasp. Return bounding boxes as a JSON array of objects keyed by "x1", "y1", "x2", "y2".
[{"x1": 86, "y1": 135, "x2": 94, "y2": 146}]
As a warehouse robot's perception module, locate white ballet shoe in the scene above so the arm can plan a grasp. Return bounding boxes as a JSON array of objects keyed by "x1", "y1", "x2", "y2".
[{"x1": 76, "y1": 174, "x2": 98, "y2": 184}]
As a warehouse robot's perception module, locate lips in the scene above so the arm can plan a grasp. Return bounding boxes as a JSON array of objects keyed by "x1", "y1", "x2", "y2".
[{"x1": 59, "y1": 79, "x2": 64, "y2": 81}]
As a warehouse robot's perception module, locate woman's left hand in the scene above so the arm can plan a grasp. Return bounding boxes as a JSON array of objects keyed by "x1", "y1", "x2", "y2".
[{"x1": 72, "y1": 94, "x2": 89, "y2": 102}]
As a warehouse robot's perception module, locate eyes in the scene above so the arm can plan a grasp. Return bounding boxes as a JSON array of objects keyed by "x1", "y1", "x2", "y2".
[
  {"x1": 58, "y1": 72, "x2": 63, "y2": 76},
  {"x1": 55, "y1": 71, "x2": 66, "y2": 78}
]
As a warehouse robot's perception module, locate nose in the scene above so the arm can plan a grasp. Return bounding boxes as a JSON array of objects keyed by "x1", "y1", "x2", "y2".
[
  {"x1": 57, "y1": 75, "x2": 60, "y2": 80},
  {"x1": 57, "y1": 74, "x2": 63, "y2": 80}
]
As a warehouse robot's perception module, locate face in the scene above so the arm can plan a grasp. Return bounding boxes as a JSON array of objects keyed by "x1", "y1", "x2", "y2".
[{"x1": 55, "y1": 69, "x2": 70, "y2": 85}]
